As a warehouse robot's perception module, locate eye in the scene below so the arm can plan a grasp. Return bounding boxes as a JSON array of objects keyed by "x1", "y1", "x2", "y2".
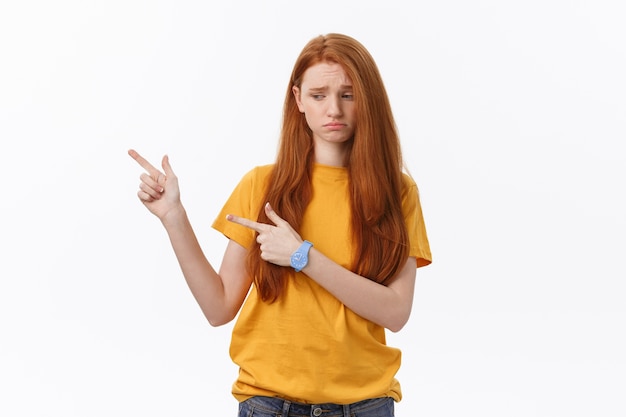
[
  {"x1": 342, "y1": 93, "x2": 354, "y2": 100},
  {"x1": 311, "y1": 94, "x2": 325, "y2": 100}
]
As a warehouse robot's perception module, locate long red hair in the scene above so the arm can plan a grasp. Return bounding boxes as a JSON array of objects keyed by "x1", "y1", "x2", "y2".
[{"x1": 247, "y1": 33, "x2": 410, "y2": 302}]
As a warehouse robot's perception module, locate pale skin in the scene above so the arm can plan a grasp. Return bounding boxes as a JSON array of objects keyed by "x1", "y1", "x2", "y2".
[{"x1": 129, "y1": 62, "x2": 417, "y2": 332}]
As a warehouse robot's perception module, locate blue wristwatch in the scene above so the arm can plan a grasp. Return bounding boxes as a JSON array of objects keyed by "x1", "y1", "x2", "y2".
[{"x1": 290, "y1": 240, "x2": 313, "y2": 272}]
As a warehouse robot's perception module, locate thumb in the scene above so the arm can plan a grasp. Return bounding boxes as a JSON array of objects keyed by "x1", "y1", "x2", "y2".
[
  {"x1": 265, "y1": 202, "x2": 286, "y2": 226},
  {"x1": 161, "y1": 154, "x2": 175, "y2": 177}
]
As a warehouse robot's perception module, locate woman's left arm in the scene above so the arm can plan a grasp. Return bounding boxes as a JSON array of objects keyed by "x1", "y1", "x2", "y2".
[
  {"x1": 227, "y1": 202, "x2": 417, "y2": 332},
  {"x1": 304, "y1": 248, "x2": 416, "y2": 332}
]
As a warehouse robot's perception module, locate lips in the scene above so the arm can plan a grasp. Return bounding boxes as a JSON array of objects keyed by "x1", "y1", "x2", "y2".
[{"x1": 325, "y1": 122, "x2": 345, "y2": 130}]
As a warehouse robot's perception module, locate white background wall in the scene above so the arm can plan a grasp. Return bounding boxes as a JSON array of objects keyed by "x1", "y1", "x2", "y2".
[{"x1": 1, "y1": 1, "x2": 624, "y2": 416}]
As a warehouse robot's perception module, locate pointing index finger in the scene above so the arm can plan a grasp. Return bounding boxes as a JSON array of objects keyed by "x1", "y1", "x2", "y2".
[
  {"x1": 226, "y1": 214, "x2": 266, "y2": 233},
  {"x1": 128, "y1": 149, "x2": 161, "y2": 177}
]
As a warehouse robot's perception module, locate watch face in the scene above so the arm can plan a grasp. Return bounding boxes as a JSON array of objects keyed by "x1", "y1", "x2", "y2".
[
  {"x1": 291, "y1": 252, "x2": 307, "y2": 269},
  {"x1": 291, "y1": 241, "x2": 312, "y2": 272}
]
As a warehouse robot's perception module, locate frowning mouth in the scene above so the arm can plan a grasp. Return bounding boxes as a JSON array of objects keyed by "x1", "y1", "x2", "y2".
[{"x1": 324, "y1": 122, "x2": 346, "y2": 130}]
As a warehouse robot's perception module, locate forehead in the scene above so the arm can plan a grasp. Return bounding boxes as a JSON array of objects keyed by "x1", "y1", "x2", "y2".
[{"x1": 301, "y1": 62, "x2": 352, "y2": 88}]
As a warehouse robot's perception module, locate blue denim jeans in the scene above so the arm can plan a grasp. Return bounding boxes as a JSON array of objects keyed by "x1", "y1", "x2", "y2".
[{"x1": 238, "y1": 395, "x2": 394, "y2": 417}]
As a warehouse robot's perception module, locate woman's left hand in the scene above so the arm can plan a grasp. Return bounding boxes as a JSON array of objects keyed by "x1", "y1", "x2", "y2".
[{"x1": 226, "y1": 202, "x2": 303, "y2": 266}]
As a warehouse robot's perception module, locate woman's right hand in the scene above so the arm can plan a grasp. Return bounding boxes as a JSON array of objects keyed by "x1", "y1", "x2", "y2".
[{"x1": 128, "y1": 149, "x2": 182, "y2": 221}]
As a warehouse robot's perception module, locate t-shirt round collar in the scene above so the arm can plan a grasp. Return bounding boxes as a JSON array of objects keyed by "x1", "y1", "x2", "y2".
[{"x1": 312, "y1": 163, "x2": 348, "y2": 181}]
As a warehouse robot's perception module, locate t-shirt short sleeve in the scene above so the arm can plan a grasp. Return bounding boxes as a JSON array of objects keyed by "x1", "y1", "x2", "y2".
[
  {"x1": 212, "y1": 166, "x2": 271, "y2": 249},
  {"x1": 401, "y1": 174, "x2": 432, "y2": 268}
]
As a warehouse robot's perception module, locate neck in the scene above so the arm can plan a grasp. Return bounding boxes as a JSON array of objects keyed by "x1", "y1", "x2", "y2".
[{"x1": 313, "y1": 141, "x2": 349, "y2": 167}]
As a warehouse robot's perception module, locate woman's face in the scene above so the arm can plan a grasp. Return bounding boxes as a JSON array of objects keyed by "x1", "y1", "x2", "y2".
[{"x1": 292, "y1": 61, "x2": 356, "y2": 155}]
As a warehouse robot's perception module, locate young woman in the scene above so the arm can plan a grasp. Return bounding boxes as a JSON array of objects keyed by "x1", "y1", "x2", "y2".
[{"x1": 129, "y1": 33, "x2": 431, "y2": 417}]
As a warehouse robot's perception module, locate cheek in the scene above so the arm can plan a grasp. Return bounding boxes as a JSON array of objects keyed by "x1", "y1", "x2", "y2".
[
  {"x1": 303, "y1": 112, "x2": 315, "y2": 129},
  {"x1": 345, "y1": 104, "x2": 357, "y2": 119},
  {"x1": 300, "y1": 104, "x2": 318, "y2": 122}
]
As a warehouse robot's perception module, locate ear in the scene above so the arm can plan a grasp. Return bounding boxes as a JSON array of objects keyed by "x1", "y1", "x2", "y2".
[{"x1": 292, "y1": 86, "x2": 305, "y2": 113}]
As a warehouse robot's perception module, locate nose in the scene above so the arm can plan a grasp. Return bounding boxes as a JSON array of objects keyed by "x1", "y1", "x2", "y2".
[{"x1": 327, "y1": 95, "x2": 343, "y2": 118}]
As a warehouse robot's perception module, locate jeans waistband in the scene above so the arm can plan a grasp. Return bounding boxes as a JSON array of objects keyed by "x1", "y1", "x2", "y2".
[{"x1": 241, "y1": 395, "x2": 391, "y2": 417}]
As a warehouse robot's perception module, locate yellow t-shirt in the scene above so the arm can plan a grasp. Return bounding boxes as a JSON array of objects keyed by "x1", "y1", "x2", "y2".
[{"x1": 212, "y1": 163, "x2": 432, "y2": 404}]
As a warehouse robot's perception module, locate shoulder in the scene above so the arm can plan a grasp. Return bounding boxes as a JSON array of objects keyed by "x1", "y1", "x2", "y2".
[
  {"x1": 400, "y1": 172, "x2": 418, "y2": 195},
  {"x1": 238, "y1": 164, "x2": 275, "y2": 187},
  {"x1": 399, "y1": 171, "x2": 424, "y2": 213},
  {"x1": 401, "y1": 171, "x2": 416, "y2": 187},
  {"x1": 242, "y1": 164, "x2": 275, "y2": 179}
]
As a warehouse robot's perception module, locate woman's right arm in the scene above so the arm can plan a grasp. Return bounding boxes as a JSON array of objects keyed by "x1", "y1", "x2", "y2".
[{"x1": 128, "y1": 149, "x2": 252, "y2": 326}]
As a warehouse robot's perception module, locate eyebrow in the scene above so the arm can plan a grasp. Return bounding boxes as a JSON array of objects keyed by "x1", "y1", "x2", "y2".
[{"x1": 307, "y1": 85, "x2": 353, "y2": 92}]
